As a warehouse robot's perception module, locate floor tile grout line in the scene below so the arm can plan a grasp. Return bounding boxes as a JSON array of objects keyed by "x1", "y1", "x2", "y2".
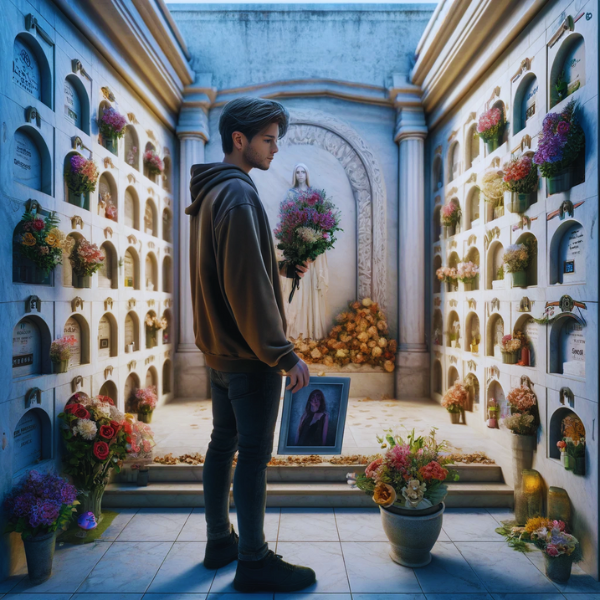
[
  {"x1": 451, "y1": 538, "x2": 498, "y2": 597},
  {"x1": 141, "y1": 539, "x2": 179, "y2": 596},
  {"x1": 333, "y1": 538, "x2": 353, "y2": 595},
  {"x1": 522, "y1": 547, "x2": 564, "y2": 594},
  {"x1": 71, "y1": 539, "x2": 115, "y2": 596}
]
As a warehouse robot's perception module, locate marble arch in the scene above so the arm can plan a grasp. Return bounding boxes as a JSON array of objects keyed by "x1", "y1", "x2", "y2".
[{"x1": 281, "y1": 109, "x2": 388, "y2": 311}]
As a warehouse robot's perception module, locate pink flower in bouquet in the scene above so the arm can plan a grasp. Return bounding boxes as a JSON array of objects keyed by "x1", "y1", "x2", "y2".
[
  {"x1": 546, "y1": 545, "x2": 559, "y2": 557},
  {"x1": 419, "y1": 460, "x2": 448, "y2": 481},
  {"x1": 388, "y1": 444, "x2": 410, "y2": 470},
  {"x1": 365, "y1": 457, "x2": 383, "y2": 478},
  {"x1": 477, "y1": 107, "x2": 502, "y2": 134}
]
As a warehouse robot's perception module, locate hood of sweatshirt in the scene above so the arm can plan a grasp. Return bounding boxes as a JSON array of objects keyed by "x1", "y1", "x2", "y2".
[{"x1": 185, "y1": 163, "x2": 258, "y2": 216}]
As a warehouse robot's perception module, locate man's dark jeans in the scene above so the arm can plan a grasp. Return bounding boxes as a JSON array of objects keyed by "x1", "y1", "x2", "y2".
[{"x1": 204, "y1": 367, "x2": 283, "y2": 561}]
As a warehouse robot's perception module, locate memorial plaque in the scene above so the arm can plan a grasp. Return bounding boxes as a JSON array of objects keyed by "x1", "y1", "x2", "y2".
[
  {"x1": 13, "y1": 130, "x2": 41, "y2": 190},
  {"x1": 125, "y1": 190, "x2": 136, "y2": 228},
  {"x1": 144, "y1": 203, "x2": 154, "y2": 235},
  {"x1": 13, "y1": 411, "x2": 42, "y2": 474},
  {"x1": 562, "y1": 321, "x2": 585, "y2": 377},
  {"x1": 470, "y1": 189, "x2": 480, "y2": 221},
  {"x1": 145, "y1": 256, "x2": 154, "y2": 290},
  {"x1": 125, "y1": 314, "x2": 135, "y2": 347},
  {"x1": 564, "y1": 39, "x2": 585, "y2": 96},
  {"x1": 64, "y1": 78, "x2": 82, "y2": 128},
  {"x1": 99, "y1": 177, "x2": 111, "y2": 204},
  {"x1": 450, "y1": 144, "x2": 460, "y2": 181},
  {"x1": 13, "y1": 37, "x2": 41, "y2": 99},
  {"x1": 145, "y1": 369, "x2": 155, "y2": 388},
  {"x1": 560, "y1": 225, "x2": 585, "y2": 283},
  {"x1": 98, "y1": 245, "x2": 112, "y2": 288},
  {"x1": 64, "y1": 317, "x2": 82, "y2": 368},
  {"x1": 125, "y1": 129, "x2": 139, "y2": 169},
  {"x1": 98, "y1": 316, "x2": 111, "y2": 358},
  {"x1": 524, "y1": 318, "x2": 538, "y2": 365},
  {"x1": 124, "y1": 250, "x2": 135, "y2": 287},
  {"x1": 523, "y1": 78, "x2": 538, "y2": 124},
  {"x1": 12, "y1": 318, "x2": 40, "y2": 377},
  {"x1": 162, "y1": 211, "x2": 172, "y2": 242}
]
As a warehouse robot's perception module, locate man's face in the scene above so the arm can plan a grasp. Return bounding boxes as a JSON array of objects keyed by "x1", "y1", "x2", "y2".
[{"x1": 241, "y1": 121, "x2": 279, "y2": 171}]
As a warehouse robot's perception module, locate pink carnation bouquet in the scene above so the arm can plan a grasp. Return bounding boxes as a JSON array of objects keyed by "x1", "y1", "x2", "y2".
[
  {"x1": 50, "y1": 335, "x2": 77, "y2": 362},
  {"x1": 500, "y1": 334, "x2": 521, "y2": 354},
  {"x1": 442, "y1": 382, "x2": 468, "y2": 414},
  {"x1": 144, "y1": 149, "x2": 164, "y2": 176},
  {"x1": 134, "y1": 386, "x2": 158, "y2": 415},
  {"x1": 440, "y1": 202, "x2": 461, "y2": 227},
  {"x1": 436, "y1": 266, "x2": 458, "y2": 283},
  {"x1": 456, "y1": 261, "x2": 479, "y2": 283},
  {"x1": 69, "y1": 238, "x2": 105, "y2": 278},
  {"x1": 477, "y1": 107, "x2": 505, "y2": 142},
  {"x1": 503, "y1": 155, "x2": 538, "y2": 194}
]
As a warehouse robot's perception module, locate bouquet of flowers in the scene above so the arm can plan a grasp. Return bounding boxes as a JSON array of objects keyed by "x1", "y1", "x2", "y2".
[
  {"x1": 528, "y1": 519, "x2": 581, "y2": 561},
  {"x1": 134, "y1": 386, "x2": 158, "y2": 415},
  {"x1": 442, "y1": 382, "x2": 468, "y2": 414},
  {"x1": 440, "y1": 202, "x2": 461, "y2": 227},
  {"x1": 507, "y1": 385, "x2": 537, "y2": 413},
  {"x1": 349, "y1": 428, "x2": 458, "y2": 509},
  {"x1": 105, "y1": 199, "x2": 117, "y2": 221},
  {"x1": 97, "y1": 107, "x2": 127, "y2": 141},
  {"x1": 3, "y1": 471, "x2": 78, "y2": 539},
  {"x1": 274, "y1": 188, "x2": 341, "y2": 302},
  {"x1": 533, "y1": 100, "x2": 585, "y2": 178},
  {"x1": 503, "y1": 243, "x2": 533, "y2": 273},
  {"x1": 562, "y1": 415, "x2": 585, "y2": 441},
  {"x1": 503, "y1": 155, "x2": 538, "y2": 194},
  {"x1": 144, "y1": 149, "x2": 164, "y2": 176},
  {"x1": 481, "y1": 170, "x2": 505, "y2": 204},
  {"x1": 16, "y1": 210, "x2": 71, "y2": 275},
  {"x1": 500, "y1": 334, "x2": 522, "y2": 354},
  {"x1": 124, "y1": 414, "x2": 156, "y2": 464},
  {"x1": 456, "y1": 261, "x2": 479, "y2": 283},
  {"x1": 477, "y1": 107, "x2": 505, "y2": 142},
  {"x1": 69, "y1": 238, "x2": 105, "y2": 278},
  {"x1": 145, "y1": 314, "x2": 167, "y2": 331},
  {"x1": 503, "y1": 412, "x2": 536, "y2": 435},
  {"x1": 50, "y1": 335, "x2": 76, "y2": 363},
  {"x1": 436, "y1": 266, "x2": 458, "y2": 284},
  {"x1": 126, "y1": 145, "x2": 138, "y2": 167},
  {"x1": 64, "y1": 155, "x2": 99, "y2": 195}
]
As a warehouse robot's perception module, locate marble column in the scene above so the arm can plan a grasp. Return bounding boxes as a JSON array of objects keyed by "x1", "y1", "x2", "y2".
[{"x1": 395, "y1": 105, "x2": 429, "y2": 398}]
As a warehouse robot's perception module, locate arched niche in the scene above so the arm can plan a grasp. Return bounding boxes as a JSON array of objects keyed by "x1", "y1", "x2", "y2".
[
  {"x1": 465, "y1": 312, "x2": 480, "y2": 351},
  {"x1": 98, "y1": 312, "x2": 118, "y2": 359},
  {"x1": 491, "y1": 100, "x2": 509, "y2": 146},
  {"x1": 13, "y1": 126, "x2": 52, "y2": 195},
  {"x1": 515, "y1": 232, "x2": 538, "y2": 287},
  {"x1": 466, "y1": 247, "x2": 480, "y2": 290},
  {"x1": 99, "y1": 380, "x2": 118, "y2": 404},
  {"x1": 162, "y1": 155, "x2": 172, "y2": 192},
  {"x1": 162, "y1": 309, "x2": 172, "y2": 344},
  {"x1": 143, "y1": 142, "x2": 157, "y2": 180},
  {"x1": 550, "y1": 220, "x2": 585, "y2": 285},
  {"x1": 549, "y1": 407, "x2": 585, "y2": 459},
  {"x1": 465, "y1": 123, "x2": 480, "y2": 169},
  {"x1": 447, "y1": 310, "x2": 460, "y2": 348},
  {"x1": 514, "y1": 314, "x2": 538, "y2": 367},
  {"x1": 144, "y1": 199, "x2": 157, "y2": 236},
  {"x1": 98, "y1": 241, "x2": 118, "y2": 289},
  {"x1": 64, "y1": 74, "x2": 90, "y2": 134},
  {"x1": 63, "y1": 232, "x2": 90, "y2": 289},
  {"x1": 432, "y1": 360, "x2": 442, "y2": 395},
  {"x1": 448, "y1": 141, "x2": 461, "y2": 183},
  {"x1": 550, "y1": 314, "x2": 585, "y2": 377},
  {"x1": 145, "y1": 252, "x2": 158, "y2": 292},
  {"x1": 433, "y1": 255, "x2": 442, "y2": 294},
  {"x1": 432, "y1": 309, "x2": 443, "y2": 346},
  {"x1": 12, "y1": 316, "x2": 51, "y2": 378},
  {"x1": 124, "y1": 372, "x2": 140, "y2": 413},
  {"x1": 162, "y1": 208, "x2": 172, "y2": 242},
  {"x1": 145, "y1": 310, "x2": 158, "y2": 349},
  {"x1": 145, "y1": 365, "x2": 158, "y2": 388},
  {"x1": 124, "y1": 125, "x2": 140, "y2": 170},
  {"x1": 63, "y1": 314, "x2": 90, "y2": 368},
  {"x1": 162, "y1": 359, "x2": 172, "y2": 393},
  {"x1": 12, "y1": 408, "x2": 52, "y2": 476},
  {"x1": 487, "y1": 380, "x2": 506, "y2": 417},
  {"x1": 486, "y1": 313, "x2": 504, "y2": 358},
  {"x1": 98, "y1": 101, "x2": 118, "y2": 155},
  {"x1": 432, "y1": 155, "x2": 443, "y2": 191},
  {"x1": 12, "y1": 219, "x2": 53, "y2": 285},
  {"x1": 98, "y1": 171, "x2": 118, "y2": 221},
  {"x1": 124, "y1": 311, "x2": 140, "y2": 353},
  {"x1": 162, "y1": 255, "x2": 172, "y2": 293},
  {"x1": 124, "y1": 247, "x2": 140, "y2": 289},
  {"x1": 466, "y1": 187, "x2": 481, "y2": 230},
  {"x1": 550, "y1": 33, "x2": 585, "y2": 108},
  {"x1": 464, "y1": 373, "x2": 480, "y2": 409},
  {"x1": 13, "y1": 33, "x2": 51, "y2": 107},
  {"x1": 63, "y1": 151, "x2": 90, "y2": 210},
  {"x1": 513, "y1": 73, "x2": 538, "y2": 134},
  {"x1": 446, "y1": 198, "x2": 461, "y2": 237},
  {"x1": 447, "y1": 366, "x2": 459, "y2": 388},
  {"x1": 487, "y1": 241, "x2": 504, "y2": 289},
  {"x1": 447, "y1": 251, "x2": 459, "y2": 292},
  {"x1": 124, "y1": 186, "x2": 140, "y2": 230}
]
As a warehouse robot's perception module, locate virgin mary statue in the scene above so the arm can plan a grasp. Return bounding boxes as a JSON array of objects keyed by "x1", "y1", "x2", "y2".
[{"x1": 280, "y1": 163, "x2": 330, "y2": 341}]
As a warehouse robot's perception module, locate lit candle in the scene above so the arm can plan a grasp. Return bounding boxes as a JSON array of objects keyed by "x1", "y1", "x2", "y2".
[{"x1": 522, "y1": 469, "x2": 543, "y2": 520}]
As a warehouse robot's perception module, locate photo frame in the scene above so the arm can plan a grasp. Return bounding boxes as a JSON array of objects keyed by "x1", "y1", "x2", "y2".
[
  {"x1": 99, "y1": 338, "x2": 109, "y2": 349},
  {"x1": 277, "y1": 376, "x2": 350, "y2": 455}
]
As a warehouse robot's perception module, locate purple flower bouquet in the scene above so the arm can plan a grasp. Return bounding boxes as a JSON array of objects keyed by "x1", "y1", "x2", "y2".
[{"x1": 97, "y1": 106, "x2": 127, "y2": 141}]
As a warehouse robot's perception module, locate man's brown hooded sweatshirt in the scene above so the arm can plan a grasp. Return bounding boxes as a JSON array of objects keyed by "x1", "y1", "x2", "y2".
[{"x1": 185, "y1": 162, "x2": 299, "y2": 373}]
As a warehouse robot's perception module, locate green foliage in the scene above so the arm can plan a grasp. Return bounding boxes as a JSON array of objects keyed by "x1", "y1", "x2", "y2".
[
  {"x1": 16, "y1": 210, "x2": 65, "y2": 275},
  {"x1": 495, "y1": 520, "x2": 533, "y2": 553}
]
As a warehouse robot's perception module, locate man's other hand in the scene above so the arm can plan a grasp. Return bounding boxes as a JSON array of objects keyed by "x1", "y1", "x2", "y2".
[{"x1": 286, "y1": 358, "x2": 310, "y2": 393}]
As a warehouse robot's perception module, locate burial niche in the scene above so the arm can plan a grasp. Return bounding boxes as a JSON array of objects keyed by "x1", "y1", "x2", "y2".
[
  {"x1": 124, "y1": 125, "x2": 139, "y2": 170},
  {"x1": 124, "y1": 247, "x2": 139, "y2": 289},
  {"x1": 465, "y1": 374, "x2": 480, "y2": 409},
  {"x1": 98, "y1": 172, "x2": 118, "y2": 221},
  {"x1": 486, "y1": 314, "x2": 504, "y2": 359},
  {"x1": 98, "y1": 242, "x2": 117, "y2": 289},
  {"x1": 145, "y1": 366, "x2": 158, "y2": 388},
  {"x1": 514, "y1": 314, "x2": 538, "y2": 367},
  {"x1": 448, "y1": 142, "x2": 461, "y2": 183},
  {"x1": 432, "y1": 309, "x2": 443, "y2": 346},
  {"x1": 13, "y1": 220, "x2": 52, "y2": 285},
  {"x1": 162, "y1": 208, "x2": 172, "y2": 242},
  {"x1": 550, "y1": 315, "x2": 585, "y2": 378},
  {"x1": 433, "y1": 255, "x2": 442, "y2": 293},
  {"x1": 515, "y1": 232, "x2": 538, "y2": 287},
  {"x1": 124, "y1": 187, "x2": 140, "y2": 229},
  {"x1": 99, "y1": 380, "x2": 118, "y2": 404},
  {"x1": 549, "y1": 407, "x2": 585, "y2": 460},
  {"x1": 162, "y1": 256, "x2": 172, "y2": 293},
  {"x1": 143, "y1": 142, "x2": 157, "y2": 181},
  {"x1": 445, "y1": 198, "x2": 461, "y2": 237},
  {"x1": 144, "y1": 199, "x2": 157, "y2": 236},
  {"x1": 124, "y1": 311, "x2": 139, "y2": 353},
  {"x1": 145, "y1": 310, "x2": 158, "y2": 348},
  {"x1": 447, "y1": 310, "x2": 460, "y2": 348},
  {"x1": 448, "y1": 366, "x2": 459, "y2": 388},
  {"x1": 466, "y1": 247, "x2": 480, "y2": 290},
  {"x1": 63, "y1": 315, "x2": 89, "y2": 368},
  {"x1": 551, "y1": 34, "x2": 585, "y2": 108},
  {"x1": 487, "y1": 241, "x2": 504, "y2": 289},
  {"x1": 145, "y1": 252, "x2": 158, "y2": 291},
  {"x1": 432, "y1": 360, "x2": 442, "y2": 395},
  {"x1": 487, "y1": 380, "x2": 506, "y2": 418},
  {"x1": 491, "y1": 100, "x2": 509, "y2": 147},
  {"x1": 162, "y1": 359, "x2": 172, "y2": 394},
  {"x1": 466, "y1": 124, "x2": 480, "y2": 169},
  {"x1": 551, "y1": 220, "x2": 585, "y2": 285},
  {"x1": 162, "y1": 156, "x2": 172, "y2": 192},
  {"x1": 432, "y1": 155, "x2": 443, "y2": 190},
  {"x1": 465, "y1": 312, "x2": 481, "y2": 353},
  {"x1": 64, "y1": 75, "x2": 89, "y2": 134},
  {"x1": 13, "y1": 127, "x2": 51, "y2": 194},
  {"x1": 98, "y1": 313, "x2": 117, "y2": 359},
  {"x1": 162, "y1": 310, "x2": 172, "y2": 344},
  {"x1": 63, "y1": 152, "x2": 90, "y2": 210},
  {"x1": 13, "y1": 34, "x2": 51, "y2": 106},
  {"x1": 466, "y1": 187, "x2": 481, "y2": 230},
  {"x1": 13, "y1": 409, "x2": 51, "y2": 475},
  {"x1": 62, "y1": 233, "x2": 90, "y2": 289},
  {"x1": 124, "y1": 372, "x2": 140, "y2": 413},
  {"x1": 513, "y1": 74, "x2": 538, "y2": 134},
  {"x1": 447, "y1": 252, "x2": 459, "y2": 292},
  {"x1": 13, "y1": 317, "x2": 48, "y2": 378}
]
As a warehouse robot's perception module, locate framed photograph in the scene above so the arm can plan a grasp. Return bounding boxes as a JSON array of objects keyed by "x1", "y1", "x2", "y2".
[
  {"x1": 99, "y1": 338, "x2": 109, "y2": 349},
  {"x1": 277, "y1": 376, "x2": 350, "y2": 455}
]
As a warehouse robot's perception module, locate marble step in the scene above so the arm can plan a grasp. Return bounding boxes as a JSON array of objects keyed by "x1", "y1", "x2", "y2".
[
  {"x1": 103, "y1": 481, "x2": 513, "y2": 509},
  {"x1": 131, "y1": 462, "x2": 504, "y2": 484}
]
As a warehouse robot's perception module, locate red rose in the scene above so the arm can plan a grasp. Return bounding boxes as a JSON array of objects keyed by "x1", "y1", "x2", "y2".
[
  {"x1": 32, "y1": 218, "x2": 45, "y2": 231},
  {"x1": 99, "y1": 425, "x2": 115, "y2": 440},
  {"x1": 75, "y1": 406, "x2": 90, "y2": 419},
  {"x1": 97, "y1": 395, "x2": 115, "y2": 406},
  {"x1": 64, "y1": 403, "x2": 79, "y2": 414},
  {"x1": 110, "y1": 420, "x2": 122, "y2": 434},
  {"x1": 93, "y1": 441, "x2": 110, "y2": 461}
]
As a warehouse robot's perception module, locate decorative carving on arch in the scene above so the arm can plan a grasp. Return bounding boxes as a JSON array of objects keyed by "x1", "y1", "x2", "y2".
[
  {"x1": 467, "y1": 360, "x2": 477, "y2": 371},
  {"x1": 105, "y1": 298, "x2": 113, "y2": 311},
  {"x1": 281, "y1": 110, "x2": 388, "y2": 310},
  {"x1": 128, "y1": 360, "x2": 137, "y2": 371},
  {"x1": 71, "y1": 215, "x2": 83, "y2": 230},
  {"x1": 104, "y1": 365, "x2": 114, "y2": 379},
  {"x1": 468, "y1": 234, "x2": 477, "y2": 246},
  {"x1": 449, "y1": 299, "x2": 458, "y2": 308},
  {"x1": 467, "y1": 173, "x2": 477, "y2": 183},
  {"x1": 71, "y1": 375, "x2": 84, "y2": 393},
  {"x1": 145, "y1": 355, "x2": 155, "y2": 365},
  {"x1": 104, "y1": 227, "x2": 113, "y2": 239},
  {"x1": 449, "y1": 355, "x2": 458, "y2": 364},
  {"x1": 71, "y1": 297, "x2": 83, "y2": 311}
]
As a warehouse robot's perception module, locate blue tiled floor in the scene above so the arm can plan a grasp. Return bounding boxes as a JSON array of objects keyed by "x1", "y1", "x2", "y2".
[{"x1": 1, "y1": 508, "x2": 600, "y2": 599}]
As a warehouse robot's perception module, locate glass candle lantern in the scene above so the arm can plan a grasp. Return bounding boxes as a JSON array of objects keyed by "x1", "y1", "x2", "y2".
[
  {"x1": 522, "y1": 469, "x2": 543, "y2": 520},
  {"x1": 548, "y1": 486, "x2": 571, "y2": 528}
]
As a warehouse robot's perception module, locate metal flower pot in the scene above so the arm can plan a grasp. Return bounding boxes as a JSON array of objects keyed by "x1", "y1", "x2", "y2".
[
  {"x1": 501, "y1": 351, "x2": 518, "y2": 364},
  {"x1": 23, "y1": 531, "x2": 56, "y2": 585},
  {"x1": 486, "y1": 136, "x2": 500, "y2": 153},
  {"x1": 449, "y1": 411, "x2": 461, "y2": 424},
  {"x1": 544, "y1": 553, "x2": 573, "y2": 582},
  {"x1": 52, "y1": 359, "x2": 69, "y2": 374},
  {"x1": 509, "y1": 193, "x2": 532, "y2": 214},
  {"x1": 573, "y1": 456, "x2": 585, "y2": 476},
  {"x1": 511, "y1": 270, "x2": 527, "y2": 288},
  {"x1": 138, "y1": 411, "x2": 153, "y2": 423},
  {"x1": 547, "y1": 166, "x2": 573, "y2": 195}
]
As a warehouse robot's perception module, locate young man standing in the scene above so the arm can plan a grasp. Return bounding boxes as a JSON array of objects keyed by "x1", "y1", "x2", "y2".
[{"x1": 185, "y1": 96, "x2": 316, "y2": 592}]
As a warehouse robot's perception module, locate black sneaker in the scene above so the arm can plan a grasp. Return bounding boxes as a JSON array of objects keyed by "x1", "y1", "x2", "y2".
[
  {"x1": 203, "y1": 527, "x2": 239, "y2": 570},
  {"x1": 233, "y1": 550, "x2": 316, "y2": 592}
]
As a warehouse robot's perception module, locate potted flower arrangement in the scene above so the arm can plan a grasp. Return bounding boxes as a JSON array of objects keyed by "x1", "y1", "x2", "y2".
[
  {"x1": 436, "y1": 266, "x2": 458, "y2": 291},
  {"x1": 50, "y1": 335, "x2": 77, "y2": 373},
  {"x1": 144, "y1": 148, "x2": 164, "y2": 178},
  {"x1": 97, "y1": 106, "x2": 127, "y2": 154},
  {"x1": 442, "y1": 382, "x2": 468, "y2": 424},
  {"x1": 500, "y1": 334, "x2": 522, "y2": 364},
  {"x1": 124, "y1": 414, "x2": 156, "y2": 485},
  {"x1": 69, "y1": 238, "x2": 105, "y2": 286},
  {"x1": 503, "y1": 241, "x2": 535, "y2": 288},
  {"x1": 126, "y1": 145, "x2": 138, "y2": 167},
  {"x1": 487, "y1": 399, "x2": 500, "y2": 428},
  {"x1": 447, "y1": 331, "x2": 458, "y2": 348},
  {"x1": 64, "y1": 154, "x2": 99, "y2": 208},
  {"x1": 104, "y1": 199, "x2": 118, "y2": 221},
  {"x1": 481, "y1": 170, "x2": 505, "y2": 219},
  {"x1": 134, "y1": 386, "x2": 158, "y2": 423},
  {"x1": 145, "y1": 314, "x2": 166, "y2": 347},
  {"x1": 3, "y1": 471, "x2": 78, "y2": 585},
  {"x1": 456, "y1": 261, "x2": 479, "y2": 291},
  {"x1": 349, "y1": 428, "x2": 458, "y2": 567},
  {"x1": 533, "y1": 100, "x2": 585, "y2": 195},
  {"x1": 561, "y1": 415, "x2": 586, "y2": 475},
  {"x1": 493, "y1": 265, "x2": 505, "y2": 289},
  {"x1": 503, "y1": 155, "x2": 538, "y2": 214},
  {"x1": 530, "y1": 519, "x2": 582, "y2": 582},
  {"x1": 477, "y1": 106, "x2": 506, "y2": 153},
  {"x1": 440, "y1": 202, "x2": 461, "y2": 236}
]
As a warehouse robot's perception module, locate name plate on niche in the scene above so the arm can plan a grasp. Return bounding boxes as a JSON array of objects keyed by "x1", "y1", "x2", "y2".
[
  {"x1": 64, "y1": 78, "x2": 82, "y2": 128},
  {"x1": 12, "y1": 319, "x2": 40, "y2": 377},
  {"x1": 13, "y1": 38, "x2": 41, "y2": 99},
  {"x1": 562, "y1": 321, "x2": 585, "y2": 377},
  {"x1": 13, "y1": 411, "x2": 42, "y2": 473},
  {"x1": 13, "y1": 130, "x2": 42, "y2": 190}
]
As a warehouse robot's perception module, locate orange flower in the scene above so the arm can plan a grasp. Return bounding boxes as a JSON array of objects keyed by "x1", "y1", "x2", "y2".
[
  {"x1": 373, "y1": 482, "x2": 396, "y2": 507},
  {"x1": 21, "y1": 233, "x2": 36, "y2": 246}
]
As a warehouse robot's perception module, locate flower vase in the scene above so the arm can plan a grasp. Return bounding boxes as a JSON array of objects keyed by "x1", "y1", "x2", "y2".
[
  {"x1": 573, "y1": 456, "x2": 585, "y2": 476},
  {"x1": 486, "y1": 136, "x2": 500, "y2": 154},
  {"x1": 510, "y1": 192, "x2": 532, "y2": 214},
  {"x1": 487, "y1": 415, "x2": 498, "y2": 428},
  {"x1": 520, "y1": 346, "x2": 530, "y2": 367},
  {"x1": 470, "y1": 343, "x2": 479, "y2": 354},
  {"x1": 493, "y1": 205, "x2": 505, "y2": 220},
  {"x1": 78, "y1": 485, "x2": 106, "y2": 524},
  {"x1": 544, "y1": 553, "x2": 573, "y2": 583},
  {"x1": 138, "y1": 411, "x2": 153, "y2": 424},
  {"x1": 547, "y1": 165, "x2": 573, "y2": 195},
  {"x1": 23, "y1": 531, "x2": 56, "y2": 585},
  {"x1": 450, "y1": 340, "x2": 457, "y2": 348},
  {"x1": 462, "y1": 281, "x2": 472, "y2": 292},
  {"x1": 449, "y1": 411, "x2": 460, "y2": 424},
  {"x1": 560, "y1": 451, "x2": 567, "y2": 467},
  {"x1": 564, "y1": 454, "x2": 575, "y2": 471},
  {"x1": 511, "y1": 270, "x2": 527, "y2": 288},
  {"x1": 104, "y1": 136, "x2": 118, "y2": 155},
  {"x1": 380, "y1": 503, "x2": 445, "y2": 567},
  {"x1": 52, "y1": 359, "x2": 69, "y2": 374},
  {"x1": 68, "y1": 190, "x2": 88, "y2": 209},
  {"x1": 501, "y1": 351, "x2": 518, "y2": 364}
]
